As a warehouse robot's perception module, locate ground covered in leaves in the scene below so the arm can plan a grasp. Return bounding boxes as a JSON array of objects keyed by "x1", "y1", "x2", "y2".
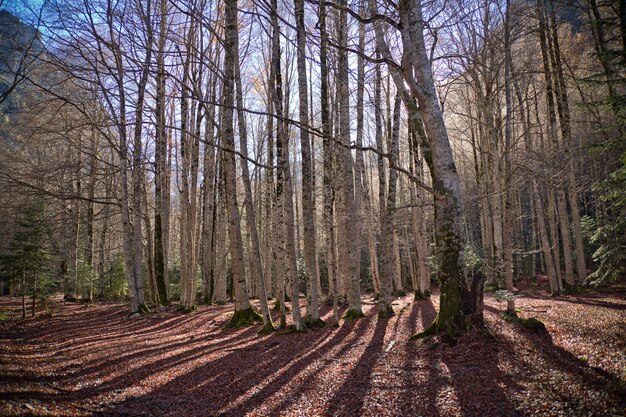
[{"x1": 1, "y1": 285, "x2": 625, "y2": 416}]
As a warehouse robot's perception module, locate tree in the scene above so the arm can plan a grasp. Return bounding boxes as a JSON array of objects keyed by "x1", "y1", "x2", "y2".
[
  {"x1": 294, "y1": 0, "x2": 323, "y2": 328},
  {"x1": 370, "y1": 0, "x2": 481, "y2": 337},
  {"x1": 336, "y1": 0, "x2": 363, "y2": 320},
  {"x1": 1, "y1": 200, "x2": 51, "y2": 319},
  {"x1": 222, "y1": 0, "x2": 262, "y2": 328}
]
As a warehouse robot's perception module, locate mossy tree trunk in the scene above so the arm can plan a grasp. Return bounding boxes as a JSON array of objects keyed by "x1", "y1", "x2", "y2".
[
  {"x1": 370, "y1": 0, "x2": 481, "y2": 337},
  {"x1": 222, "y1": 0, "x2": 256, "y2": 327}
]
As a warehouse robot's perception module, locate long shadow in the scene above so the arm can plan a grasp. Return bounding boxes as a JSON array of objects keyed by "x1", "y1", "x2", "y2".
[
  {"x1": 415, "y1": 298, "x2": 522, "y2": 417},
  {"x1": 106, "y1": 318, "x2": 366, "y2": 416},
  {"x1": 441, "y1": 335, "x2": 522, "y2": 416},
  {"x1": 233, "y1": 317, "x2": 372, "y2": 416},
  {"x1": 521, "y1": 293, "x2": 626, "y2": 311},
  {"x1": 515, "y1": 325, "x2": 626, "y2": 411},
  {"x1": 320, "y1": 314, "x2": 388, "y2": 417},
  {"x1": 397, "y1": 299, "x2": 442, "y2": 417},
  {"x1": 0, "y1": 324, "x2": 264, "y2": 403}
]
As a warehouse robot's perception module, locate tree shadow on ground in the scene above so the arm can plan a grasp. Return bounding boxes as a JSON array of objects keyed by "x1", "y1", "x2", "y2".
[
  {"x1": 521, "y1": 292, "x2": 626, "y2": 311},
  {"x1": 106, "y1": 308, "x2": 365, "y2": 416},
  {"x1": 416, "y1": 299, "x2": 523, "y2": 417},
  {"x1": 399, "y1": 298, "x2": 442, "y2": 416},
  {"x1": 513, "y1": 322, "x2": 626, "y2": 410},
  {"x1": 320, "y1": 312, "x2": 389, "y2": 416}
]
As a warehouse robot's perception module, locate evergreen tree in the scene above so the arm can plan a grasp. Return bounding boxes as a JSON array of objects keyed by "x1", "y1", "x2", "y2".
[{"x1": 0, "y1": 200, "x2": 52, "y2": 319}]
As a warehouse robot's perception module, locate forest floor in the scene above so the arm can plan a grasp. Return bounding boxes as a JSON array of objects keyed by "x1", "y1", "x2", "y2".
[{"x1": 0, "y1": 282, "x2": 625, "y2": 417}]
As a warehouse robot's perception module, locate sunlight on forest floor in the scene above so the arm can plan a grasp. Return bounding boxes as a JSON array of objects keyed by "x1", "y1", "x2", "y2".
[{"x1": 1, "y1": 287, "x2": 625, "y2": 417}]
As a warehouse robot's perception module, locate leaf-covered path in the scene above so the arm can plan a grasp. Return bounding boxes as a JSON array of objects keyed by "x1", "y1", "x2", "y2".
[{"x1": 1, "y1": 288, "x2": 625, "y2": 416}]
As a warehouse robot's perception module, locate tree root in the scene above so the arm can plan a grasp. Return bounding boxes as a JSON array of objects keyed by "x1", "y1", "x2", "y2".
[
  {"x1": 138, "y1": 303, "x2": 151, "y2": 314},
  {"x1": 177, "y1": 304, "x2": 197, "y2": 314},
  {"x1": 304, "y1": 317, "x2": 326, "y2": 328},
  {"x1": 258, "y1": 322, "x2": 277, "y2": 334},
  {"x1": 377, "y1": 304, "x2": 395, "y2": 319},
  {"x1": 413, "y1": 290, "x2": 431, "y2": 300},
  {"x1": 342, "y1": 308, "x2": 365, "y2": 320},
  {"x1": 278, "y1": 325, "x2": 308, "y2": 335},
  {"x1": 225, "y1": 307, "x2": 263, "y2": 328}
]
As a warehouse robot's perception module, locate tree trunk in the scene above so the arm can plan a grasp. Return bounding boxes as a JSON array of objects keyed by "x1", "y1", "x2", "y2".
[
  {"x1": 295, "y1": 0, "x2": 322, "y2": 326},
  {"x1": 372, "y1": 0, "x2": 478, "y2": 337},
  {"x1": 336, "y1": 0, "x2": 363, "y2": 319},
  {"x1": 222, "y1": 0, "x2": 258, "y2": 327},
  {"x1": 319, "y1": 0, "x2": 339, "y2": 325},
  {"x1": 234, "y1": 52, "x2": 274, "y2": 331}
]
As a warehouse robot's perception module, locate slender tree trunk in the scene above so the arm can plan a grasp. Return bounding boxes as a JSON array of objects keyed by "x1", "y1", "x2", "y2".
[
  {"x1": 388, "y1": 95, "x2": 402, "y2": 295},
  {"x1": 336, "y1": 0, "x2": 363, "y2": 318},
  {"x1": 319, "y1": 0, "x2": 339, "y2": 325},
  {"x1": 153, "y1": 0, "x2": 169, "y2": 305},
  {"x1": 295, "y1": 0, "x2": 321, "y2": 326},
  {"x1": 234, "y1": 54, "x2": 274, "y2": 331},
  {"x1": 549, "y1": 0, "x2": 586, "y2": 282},
  {"x1": 503, "y1": 0, "x2": 516, "y2": 313},
  {"x1": 375, "y1": 61, "x2": 394, "y2": 317}
]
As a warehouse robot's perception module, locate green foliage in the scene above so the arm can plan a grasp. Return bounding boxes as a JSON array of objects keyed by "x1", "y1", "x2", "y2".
[
  {"x1": 586, "y1": 151, "x2": 626, "y2": 287},
  {"x1": 103, "y1": 253, "x2": 127, "y2": 299},
  {"x1": 77, "y1": 259, "x2": 96, "y2": 301},
  {"x1": 464, "y1": 244, "x2": 482, "y2": 276},
  {"x1": 0, "y1": 201, "x2": 54, "y2": 300}
]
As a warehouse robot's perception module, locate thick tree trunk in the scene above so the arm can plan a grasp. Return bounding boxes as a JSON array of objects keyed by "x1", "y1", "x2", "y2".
[
  {"x1": 222, "y1": 0, "x2": 258, "y2": 327},
  {"x1": 372, "y1": 0, "x2": 477, "y2": 337}
]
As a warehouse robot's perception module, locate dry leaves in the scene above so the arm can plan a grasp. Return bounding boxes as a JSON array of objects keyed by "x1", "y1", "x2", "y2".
[{"x1": 0, "y1": 285, "x2": 624, "y2": 416}]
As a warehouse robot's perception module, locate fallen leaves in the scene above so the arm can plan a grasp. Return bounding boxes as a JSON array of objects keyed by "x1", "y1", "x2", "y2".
[{"x1": 0, "y1": 287, "x2": 624, "y2": 416}]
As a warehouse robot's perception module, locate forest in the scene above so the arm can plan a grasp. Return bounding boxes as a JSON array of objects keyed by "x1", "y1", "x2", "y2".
[{"x1": 0, "y1": 0, "x2": 624, "y2": 415}]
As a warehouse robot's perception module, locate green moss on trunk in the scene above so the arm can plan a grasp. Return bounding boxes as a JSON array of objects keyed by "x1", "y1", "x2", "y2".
[
  {"x1": 377, "y1": 303, "x2": 395, "y2": 319},
  {"x1": 138, "y1": 303, "x2": 151, "y2": 314},
  {"x1": 258, "y1": 322, "x2": 277, "y2": 334},
  {"x1": 342, "y1": 308, "x2": 365, "y2": 320},
  {"x1": 304, "y1": 317, "x2": 326, "y2": 328},
  {"x1": 178, "y1": 305, "x2": 197, "y2": 314},
  {"x1": 225, "y1": 307, "x2": 263, "y2": 328},
  {"x1": 278, "y1": 325, "x2": 308, "y2": 334},
  {"x1": 414, "y1": 290, "x2": 431, "y2": 300}
]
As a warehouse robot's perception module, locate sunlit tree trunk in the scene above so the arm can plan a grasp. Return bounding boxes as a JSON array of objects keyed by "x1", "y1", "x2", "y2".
[
  {"x1": 222, "y1": 0, "x2": 259, "y2": 327},
  {"x1": 375, "y1": 61, "x2": 394, "y2": 317},
  {"x1": 336, "y1": 0, "x2": 363, "y2": 318},
  {"x1": 295, "y1": 0, "x2": 321, "y2": 326},
  {"x1": 234, "y1": 52, "x2": 274, "y2": 332},
  {"x1": 371, "y1": 0, "x2": 478, "y2": 336}
]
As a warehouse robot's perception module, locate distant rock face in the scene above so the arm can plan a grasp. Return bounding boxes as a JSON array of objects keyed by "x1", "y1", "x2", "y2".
[
  {"x1": 0, "y1": 10, "x2": 45, "y2": 117},
  {"x1": 0, "y1": 10, "x2": 43, "y2": 74}
]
